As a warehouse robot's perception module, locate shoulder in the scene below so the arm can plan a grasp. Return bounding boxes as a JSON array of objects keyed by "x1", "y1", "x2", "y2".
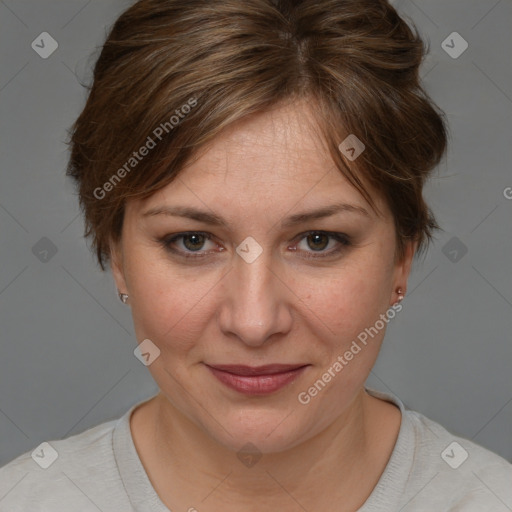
[
  {"x1": 0, "y1": 417, "x2": 131, "y2": 512},
  {"x1": 403, "y1": 408, "x2": 512, "y2": 511},
  {"x1": 365, "y1": 388, "x2": 512, "y2": 511}
]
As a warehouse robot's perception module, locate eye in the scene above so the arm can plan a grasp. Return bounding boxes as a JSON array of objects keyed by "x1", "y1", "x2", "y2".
[
  {"x1": 158, "y1": 230, "x2": 351, "y2": 260},
  {"x1": 292, "y1": 231, "x2": 351, "y2": 259},
  {"x1": 160, "y1": 232, "x2": 219, "y2": 258}
]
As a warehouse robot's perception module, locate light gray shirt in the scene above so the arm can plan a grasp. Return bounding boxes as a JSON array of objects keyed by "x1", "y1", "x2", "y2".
[{"x1": 1, "y1": 388, "x2": 511, "y2": 511}]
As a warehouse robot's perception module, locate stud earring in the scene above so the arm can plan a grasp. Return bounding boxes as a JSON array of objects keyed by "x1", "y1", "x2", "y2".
[
  {"x1": 118, "y1": 291, "x2": 129, "y2": 304},
  {"x1": 396, "y1": 287, "x2": 404, "y2": 304}
]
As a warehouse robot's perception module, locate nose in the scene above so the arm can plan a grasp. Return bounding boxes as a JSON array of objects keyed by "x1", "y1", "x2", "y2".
[{"x1": 217, "y1": 250, "x2": 293, "y2": 347}]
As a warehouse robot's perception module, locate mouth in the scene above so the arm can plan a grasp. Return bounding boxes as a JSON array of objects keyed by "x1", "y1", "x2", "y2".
[{"x1": 204, "y1": 363, "x2": 310, "y2": 395}]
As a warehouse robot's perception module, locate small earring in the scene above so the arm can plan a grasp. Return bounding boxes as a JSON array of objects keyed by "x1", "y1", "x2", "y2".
[
  {"x1": 396, "y1": 287, "x2": 404, "y2": 303},
  {"x1": 118, "y1": 291, "x2": 129, "y2": 304}
]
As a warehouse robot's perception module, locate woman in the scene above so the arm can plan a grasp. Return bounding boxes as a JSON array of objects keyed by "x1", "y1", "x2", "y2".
[{"x1": 1, "y1": 0, "x2": 511, "y2": 510}]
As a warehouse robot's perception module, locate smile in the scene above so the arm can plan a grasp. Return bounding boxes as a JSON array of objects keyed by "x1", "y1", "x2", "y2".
[{"x1": 204, "y1": 364, "x2": 310, "y2": 395}]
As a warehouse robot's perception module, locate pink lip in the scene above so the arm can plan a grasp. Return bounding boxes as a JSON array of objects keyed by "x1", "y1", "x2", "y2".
[{"x1": 205, "y1": 364, "x2": 309, "y2": 395}]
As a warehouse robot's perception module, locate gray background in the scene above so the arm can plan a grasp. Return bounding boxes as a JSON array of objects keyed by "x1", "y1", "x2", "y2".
[{"x1": 0, "y1": 0, "x2": 511, "y2": 470}]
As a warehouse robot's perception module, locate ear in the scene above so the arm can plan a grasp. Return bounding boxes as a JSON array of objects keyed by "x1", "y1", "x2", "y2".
[
  {"x1": 110, "y1": 237, "x2": 128, "y2": 296},
  {"x1": 390, "y1": 239, "x2": 417, "y2": 306}
]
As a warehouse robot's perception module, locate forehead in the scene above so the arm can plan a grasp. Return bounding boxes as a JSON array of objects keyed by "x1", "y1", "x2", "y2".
[
  {"x1": 135, "y1": 100, "x2": 388, "y2": 219},
  {"x1": 187, "y1": 100, "x2": 335, "y2": 183}
]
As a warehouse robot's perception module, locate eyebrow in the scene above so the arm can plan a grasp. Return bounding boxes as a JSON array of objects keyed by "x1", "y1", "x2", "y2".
[{"x1": 142, "y1": 202, "x2": 370, "y2": 228}]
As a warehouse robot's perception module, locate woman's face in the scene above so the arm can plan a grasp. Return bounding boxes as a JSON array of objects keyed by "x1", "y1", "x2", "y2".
[{"x1": 112, "y1": 99, "x2": 415, "y2": 454}]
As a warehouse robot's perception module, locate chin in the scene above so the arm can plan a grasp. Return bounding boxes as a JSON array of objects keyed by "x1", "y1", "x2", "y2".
[{"x1": 200, "y1": 407, "x2": 312, "y2": 455}]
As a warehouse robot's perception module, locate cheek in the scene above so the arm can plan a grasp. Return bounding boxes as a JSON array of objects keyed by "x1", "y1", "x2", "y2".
[
  {"x1": 127, "y1": 259, "x2": 222, "y2": 350},
  {"x1": 298, "y1": 261, "x2": 395, "y2": 389},
  {"x1": 299, "y1": 271, "x2": 392, "y2": 404},
  {"x1": 299, "y1": 261, "x2": 392, "y2": 339}
]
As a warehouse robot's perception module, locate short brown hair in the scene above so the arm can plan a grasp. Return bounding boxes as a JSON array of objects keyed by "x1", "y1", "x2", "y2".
[{"x1": 66, "y1": 0, "x2": 448, "y2": 270}]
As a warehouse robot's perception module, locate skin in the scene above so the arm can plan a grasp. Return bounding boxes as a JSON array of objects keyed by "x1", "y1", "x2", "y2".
[{"x1": 111, "y1": 98, "x2": 417, "y2": 511}]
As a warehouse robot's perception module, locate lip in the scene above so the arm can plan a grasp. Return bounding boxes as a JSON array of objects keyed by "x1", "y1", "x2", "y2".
[{"x1": 205, "y1": 363, "x2": 309, "y2": 395}]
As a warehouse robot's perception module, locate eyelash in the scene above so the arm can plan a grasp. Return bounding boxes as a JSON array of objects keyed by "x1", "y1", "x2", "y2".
[{"x1": 158, "y1": 231, "x2": 352, "y2": 260}]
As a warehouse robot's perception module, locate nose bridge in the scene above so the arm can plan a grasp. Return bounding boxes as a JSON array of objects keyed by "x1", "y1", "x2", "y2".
[
  {"x1": 219, "y1": 246, "x2": 290, "y2": 346},
  {"x1": 237, "y1": 252, "x2": 275, "y2": 309}
]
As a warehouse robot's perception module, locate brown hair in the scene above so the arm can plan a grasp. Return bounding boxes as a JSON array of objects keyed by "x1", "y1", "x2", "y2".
[{"x1": 66, "y1": 0, "x2": 448, "y2": 270}]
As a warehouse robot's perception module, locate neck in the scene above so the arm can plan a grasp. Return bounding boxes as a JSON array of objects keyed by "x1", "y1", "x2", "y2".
[{"x1": 131, "y1": 388, "x2": 400, "y2": 511}]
